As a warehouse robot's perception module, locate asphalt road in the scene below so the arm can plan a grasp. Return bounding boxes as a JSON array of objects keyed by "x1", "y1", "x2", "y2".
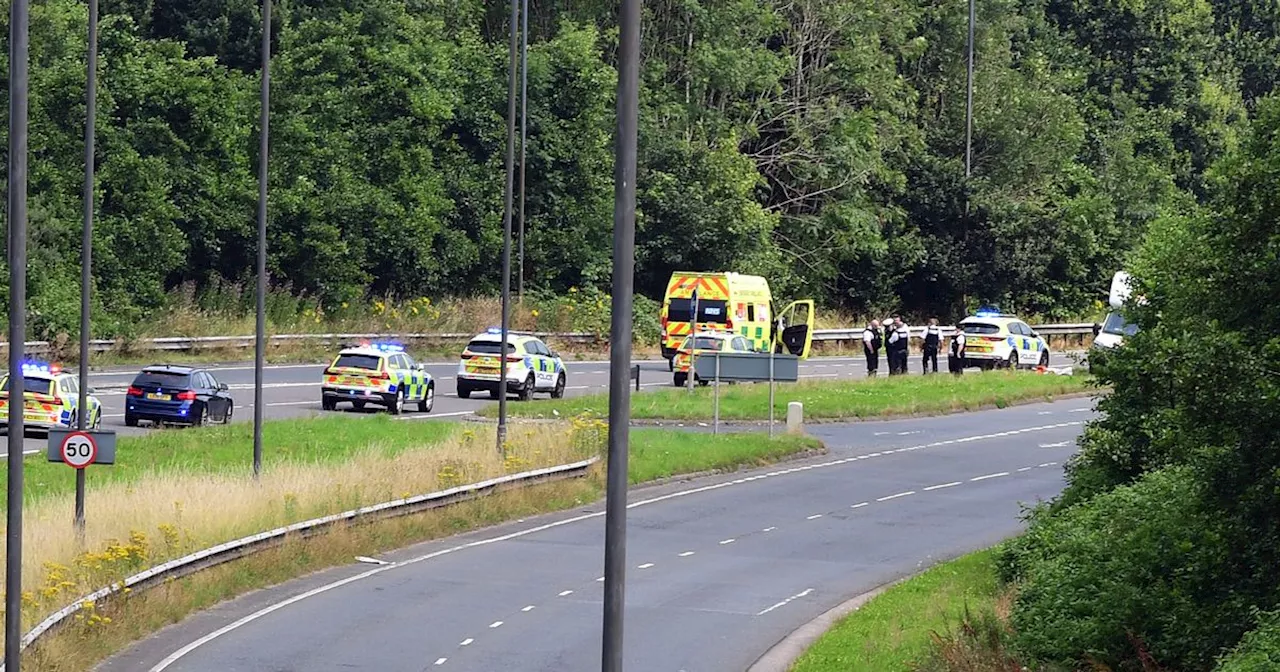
[
  {"x1": 103, "y1": 398, "x2": 1097, "y2": 672},
  {"x1": 3, "y1": 351, "x2": 1081, "y2": 457}
]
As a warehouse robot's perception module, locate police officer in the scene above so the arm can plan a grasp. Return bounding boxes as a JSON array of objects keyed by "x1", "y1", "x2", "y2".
[
  {"x1": 895, "y1": 317, "x2": 911, "y2": 374},
  {"x1": 922, "y1": 318, "x2": 941, "y2": 374},
  {"x1": 863, "y1": 319, "x2": 882, "y2": 376},
  {"x1": 948, "y1": 324, "x2": 967, "y2": 375},
  {"x1": 885, "y1": 315, "x2": 902, "y2": 375}
]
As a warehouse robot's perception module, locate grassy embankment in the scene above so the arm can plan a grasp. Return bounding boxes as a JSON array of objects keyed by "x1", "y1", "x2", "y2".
[
  {"x1": 486, "y1": 370, "x2": 1095, "y2": 422},
  {"x1": 791, "y1": 549, "x2": 1017, "y2": 672},
  {"x1": 6, "y1": 414, "x2": 821, "y2": 672}
]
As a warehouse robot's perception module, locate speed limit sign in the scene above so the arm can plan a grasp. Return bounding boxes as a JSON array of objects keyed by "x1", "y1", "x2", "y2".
[{"x1": 59, "y1": 431, "x2": 97, "y2": 469}]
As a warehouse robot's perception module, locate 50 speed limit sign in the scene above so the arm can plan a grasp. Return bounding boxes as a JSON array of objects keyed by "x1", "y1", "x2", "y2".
[{"x1": 59, "y1": 431, "x2": 98, "y2": 469}]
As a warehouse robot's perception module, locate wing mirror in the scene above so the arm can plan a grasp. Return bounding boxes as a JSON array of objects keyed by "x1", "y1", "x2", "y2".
[
  {"x1": 86, "y1": 387, "x2": 96, "y2": 394},
  {"x1": 1092, "y1": 323, "x2": 1102, "y2": 337},
  {"x1": 219, "y1": 382, "x2": 229, "y2": 391}
]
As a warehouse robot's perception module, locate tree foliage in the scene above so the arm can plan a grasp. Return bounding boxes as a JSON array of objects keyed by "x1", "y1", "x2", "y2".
[{"x1": 0, "y1": 0, "x2": 1275, "y2": 338}]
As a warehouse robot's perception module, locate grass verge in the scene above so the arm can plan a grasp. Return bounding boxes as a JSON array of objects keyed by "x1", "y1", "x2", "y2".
[
  {"x1": 791, "y1": 549, "x2": 1012, "y2": 672},
  {"x1": 485, "y1": 371, "x2": 1094, "y2": 422},
  {"x1": 15, "y1": 424, "x2": 821, "y2": 671}
]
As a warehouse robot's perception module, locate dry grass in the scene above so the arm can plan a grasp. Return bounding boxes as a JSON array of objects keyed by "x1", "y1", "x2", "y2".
[{"x1": 4, "y1": 419, "x2": 603, "y2": 639}]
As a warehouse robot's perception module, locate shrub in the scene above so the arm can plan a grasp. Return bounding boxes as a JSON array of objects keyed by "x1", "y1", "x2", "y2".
[{"x1": 1216, "y1": 611, "x2": 1280, "y2": 672}]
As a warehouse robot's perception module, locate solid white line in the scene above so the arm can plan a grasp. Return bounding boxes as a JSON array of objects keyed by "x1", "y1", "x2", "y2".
[
  {"x1": 970, "y1": 472, "x2": 1009, "y2": 482},
  {"x1": 395, "y1": 411, "x2": 473, "y2": 421},
  {"x1": 756, "y1": 588, "x2": 814, "y2": 616},
  {"x1": 0, "y1": 450, "x2": 40, "y2": 459},
  {"x1": 522, "y1": 605, "x2": 535, "y2": 612},
  {"x1": 923, "y1": 482, "x2": 961, "y2": 491},
  {"x1": 558, "y1": 590, "x2": 573, "y2": 597},
  {"x1": 851, "y1": 502, "x2": 869, "y2": 508},
  {"x1": 806, "y1": 514, "x2": 822, "y2": 520},
  {"x1": 638, "y1": 563, "x2": 654, "y2": 569},
  {"x1": 147, "y1": 418, "x2": 1087, "y2": 670},
  {"x1": 719, "y1": 538, "x2": 735, "y2": 545},
  {"x1": 489, "y1": 621, "x2": 503, "y2": 628},
  {"x1": 459, "y1": 639, "x2": 473, "y2": 646},
  {"x1": 876, "y1": 491, "x2": 915, "y2": 502},
  {"x1": 679, "y1": 551, "x2": 695, "y2": 557},
  {"x1": 434, "y1": 658, "x2": 447, "y2": 665}
]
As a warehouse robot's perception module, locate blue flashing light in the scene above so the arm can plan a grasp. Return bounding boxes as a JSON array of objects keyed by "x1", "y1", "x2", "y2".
[
  {"x1": 20, "y1": 361, "x2": 59, "y2": 375},
  {"x1": 486, "y1": 327, "x2": 503, "y2": 335},
  {"x1": 974, "y1": 305, "x2": 1004, "y2": 318},
  {"x1": 360, "y1": 341, "x2": 405, "y2": 353}
]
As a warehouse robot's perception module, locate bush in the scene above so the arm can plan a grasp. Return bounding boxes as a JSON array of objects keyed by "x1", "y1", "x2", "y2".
[
  {"x1": 1216, "y1": 611, "x2": 1280, "y2": 672},
  {"x1": 1004, "y1": 467, "x2": 1252, "y2": 671}
]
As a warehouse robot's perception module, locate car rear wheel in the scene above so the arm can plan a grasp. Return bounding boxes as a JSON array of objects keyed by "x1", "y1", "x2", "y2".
[
  {"x1": 457, "y1": 382, "x2": 471, "y2": 399},
  {"x1": 1039, "y1": 351, "x2": 1049, "y2": 367},
  {"x1": 1005, "y1": 352, "x2": 1019, "y2": 370},
  {"x1": 322, "y1": 397, "x2": 336, "y2": 411},
  {"x1": 224, "y1": 403, "x2": 234, "y2": 423},
  {"x1": 194, "y1": 404, "x2": 209, "y2": 427},
  {"x1": 518, "y1": 374, "x2": 535, "y2": 401},
  {"x1": 673, "y1": 372, "x2": 687, "y2": 387},
  {"x1": 353, "y1": 400, "x2": 367, "y2": 411},
  {"x1": 419, "y1": 385, "x2": 435, "y2": 413},
  {"x1": 389, "y1": 390, "x2": 405, "y2": 415},
  {"x1": 125, "y1": 413, "x2": 138, "y2": 428}
]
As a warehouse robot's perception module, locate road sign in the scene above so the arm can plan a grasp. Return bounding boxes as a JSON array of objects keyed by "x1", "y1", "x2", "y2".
[
  {"x1": 693, "y1": 352, "x2": 799, "y2": 382},
  {"x1": 47, "y1": 429, "x2": 116, "y2": 466}
]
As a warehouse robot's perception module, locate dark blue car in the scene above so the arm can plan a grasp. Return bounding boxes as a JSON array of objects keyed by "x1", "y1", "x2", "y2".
[{"x1": 125, "y1": 365, "x2": 234, "y2": 428}]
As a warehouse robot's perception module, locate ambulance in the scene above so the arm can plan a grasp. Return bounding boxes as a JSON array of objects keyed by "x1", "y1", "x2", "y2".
[{"x1": 659, "y1": 271, "x2": 815, "y2": 369}]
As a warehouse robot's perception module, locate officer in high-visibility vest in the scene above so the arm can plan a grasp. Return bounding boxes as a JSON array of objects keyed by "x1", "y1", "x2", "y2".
[
  {"x1": 862, "y1": 319, "x2": 882, "y2": 376},
  {"x1": 886, "y1": 316, "x2": 902, "y2": 375},
  {"x1": 895, "y1": 317, "x2": 911, "y2": 374},
  {"x1": 948, "y1": 325, "x2": 967, "y2": 375},
  {"x1": 922, "y1": 318, "x2": 941, "y2": 374}
]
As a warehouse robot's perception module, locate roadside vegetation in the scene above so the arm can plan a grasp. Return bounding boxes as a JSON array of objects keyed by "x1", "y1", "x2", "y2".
[
  {"x1": 4, "y1": 415, "x2": 820, "y2": 671},
  {"x1": 485, "y1": 370, "x2": 1094, "y2": 422},
  {"x1": 798, "y1": 94, "x2": 1280, "y2": 672}
]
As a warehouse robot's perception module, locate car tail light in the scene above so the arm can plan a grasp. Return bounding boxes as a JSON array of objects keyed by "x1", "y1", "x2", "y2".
[
  {"x1": 126, "y1": 386, "x2": 143, "y2": 397},
  {"x1": 177, "y1": 390, "x2": 197, "y2": 401},
  {"x1": 460, "y1": 352, "x2": 474, "y2": 360},
  {"x1": 506, "y1": 355, "x2": 524, "y2": 362}
]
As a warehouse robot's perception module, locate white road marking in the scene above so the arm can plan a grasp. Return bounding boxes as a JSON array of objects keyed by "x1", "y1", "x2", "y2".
[
  {"x1": 1038, "y1": 411, "x2": 1053, "y2": 415},
  {"x1": 867, "y1": 452, "x2": 882, "y2": 457},
  {"x1": 876, "y1": 491, "x2": 915, "y2": 502},
  {"x1": 558, "y1": 590, "x2": 573, "y2": 597},
  {"x1": 762, "y1": 527, "x2": 776, "y2": 532},
  {"x1": 0, "y1": 450, "x2": 40, "y2": 459},
  {"x1": 1069, "y1": 408, "x2": 1090, "y2": 413},
  {"x1": 395, "y1": 411, "x2": 473, "y2": 421},
  {"x1": 679, "y1": 551, "x2": 695, "y2": 557},
  {"x1": 851, "y1": 502, "x2": 869, "y2": 508},
  {"x1": 1017, "y1": 467, "x2": 1033, "y2": 472},
  {"x1": 873, "y1": 432, "x2": 889, "y2": 436},
  {"x1": 638, "y1": 563, "x2": 654, "y2": 569},
  {"x1": 522, "y1": 605, "x2": 535, "y2": 612},
  {"x1": 970, "y1": 472, "x2": 1009, "y2": 481},
  {"x1": 923, "y1": 482, "x2": 961, "y2": 491},
  {"x1": 460, "y1": 639, "x2": 473, "y2": 646},
  {"x1": 1039, "y1": 462, "x2": 1058, "y2": 467},
  {"x1": 147, "y1": 419, "x2": 1087, "y2": 670},
  {"x1": 489, "y1": 621, "x2": 503, "y2": 628},
  {"x1": 596, "y1": 576, "x2": 605, "y2": 582},
  {"x1": 756, "y1": 588, "x2": 814, "y2": 616},
  {"x1": 1038, "y1": 441, "x2": 1072, "y2": 448},
  {"x1": 434, "y1": 658, "x2": 447, "y2": 665},
  {"x1": 719, "y1": 538, "x2": 735, "y2": 545},
  {"x1": 896, "y1": 431, "x2": 920, "y2": 436},
  {"x1": 806, "y1": 514, "x2": 822, "y2": 520}
]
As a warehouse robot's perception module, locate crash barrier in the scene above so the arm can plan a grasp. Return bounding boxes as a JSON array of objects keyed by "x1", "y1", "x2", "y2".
[
  {"x1": 0, "y1": 323, "x2": 1097, "y2": 357},
  {"x1": 3, "y1": 455, "x2": 599, "y2": 669},
  {"x1": 692, "y1": 352, "x2": 800, "y2": 435}
]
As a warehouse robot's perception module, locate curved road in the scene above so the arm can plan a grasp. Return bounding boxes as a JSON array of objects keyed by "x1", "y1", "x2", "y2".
[
  {"x1": 103, "y1": 397, "x2": 1096, "y2": 672},
  {"x1": 6, "y1": 351, "x2": 1079, "y2": 456}
]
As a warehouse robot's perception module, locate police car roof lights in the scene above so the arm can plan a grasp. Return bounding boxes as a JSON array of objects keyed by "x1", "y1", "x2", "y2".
[
  {"x1": 20, "y1": 361, "x2": 60, "y2": 376},
  {"x1": 358, "y1": 341, "x2": 405, "y2": 353},
  {"x1": 974, "y1": 306, "x2": 1012, "y2": 318}
]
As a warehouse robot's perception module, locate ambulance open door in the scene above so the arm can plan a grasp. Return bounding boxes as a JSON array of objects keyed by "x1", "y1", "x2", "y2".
[{"x1": 772, "y1": 300, "x2": 815, "y2": 359}]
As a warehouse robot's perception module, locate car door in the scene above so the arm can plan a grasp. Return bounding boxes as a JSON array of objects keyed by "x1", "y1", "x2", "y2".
[
  {"x1": 387, "y1": 355, "x2": 410, "y2": 398},
  {"x1": 1010, "y1": 322, "x2": 1033, "y2": 364},
  {"x1": 401, "y1": 354, "x2": 426, "y2": 400},
  {"x1": 193, "y1": 372, "x2": 218, "y2": 420},
  {"x1": 772, "y1": 300, "x2": 816, "y2": 359},
  {"x1": 203, "y1": 371, "x2": 230, "y2": 420}
]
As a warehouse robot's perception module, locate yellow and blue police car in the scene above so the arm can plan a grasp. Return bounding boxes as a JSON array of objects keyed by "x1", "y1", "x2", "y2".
[
  {"x1": 957, "y1": 310, "x2": 1051, "y2": 370},
  {"x1": 456, "y1": 329, "x2": 566, "y2": 401},
  {"x1": 320, "y1": 343, "x2": 435, "y2": 414},
  {"x1": 0, "y1": 362, "x2": 103, "y2": 432}
]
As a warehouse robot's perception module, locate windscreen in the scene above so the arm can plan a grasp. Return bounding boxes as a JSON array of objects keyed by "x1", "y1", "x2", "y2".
[
  {"x1": 1, "y1": 377, "x2": 54, "y2": 395},
  {"x1": 1101, "y1": 312, "x2": 1139, "y2": 337},
  {"x1": 667, "y1": 299, "x2": 729, "y2": 324},
  {"x1": 466, "y1": 340, "x2": 516, "y2": 355},
  {"x1": 132, "y1": 371, "x2": 193, "y2": 388},
  {"x1": 681, "y1": 336, "x2": 724, "y2": 351},
  {"x1": 331, "y1": 354, "x2": 382, "y2": 370},
  {"x1": 960, "y1": 321, "x2": 1002, "y2": 335}
]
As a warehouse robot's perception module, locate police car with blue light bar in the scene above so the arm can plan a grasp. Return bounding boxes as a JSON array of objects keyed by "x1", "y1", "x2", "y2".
[
  {"x1": 0, "y1": 361, "x2": 103, "y2": 431},
  {"x1": 957, "y1": 308, "x2": 1051, "y2": 370},
  {"x1": 456, "y1": 328, "x2": 567, "y2": 400},
  {"x1": 320, "y1": 342, "x2": 435, "y2": 414}
]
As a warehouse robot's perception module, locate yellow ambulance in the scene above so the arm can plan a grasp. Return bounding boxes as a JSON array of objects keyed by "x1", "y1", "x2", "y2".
[{"x1": 659, "y1": 271, "x2": 815, "y2": 369}]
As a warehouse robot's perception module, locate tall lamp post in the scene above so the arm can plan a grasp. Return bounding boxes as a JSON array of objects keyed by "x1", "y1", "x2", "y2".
[
  {"x1": 497, "y1": 0, "x2": 520, "y2": 453},
  {"x1": 253, "y1": 0, "x2": 272, "y2": 478}
]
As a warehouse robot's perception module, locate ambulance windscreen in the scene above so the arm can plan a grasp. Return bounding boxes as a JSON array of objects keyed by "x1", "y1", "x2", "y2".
[{"x1": 668, "y1": 299, "x2": 728, "y2": 324}]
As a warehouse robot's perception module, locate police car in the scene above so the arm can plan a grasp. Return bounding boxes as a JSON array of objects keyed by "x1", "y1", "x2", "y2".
[
  {"x1": 456, "y1": 329, "x2": 566, "y2": 400},
  {"x1": 320, "y1": 343, "x2": 435, "y2": 414},
  {"x1": 0, "y1": 362, "x2": 102, "y2": 432},
  {"x1": 957, "y1": 310, "x2": 1051, "y2": 370},
  {"x1": 672, "y1": 331, "x2": 757, "y2": 387}
]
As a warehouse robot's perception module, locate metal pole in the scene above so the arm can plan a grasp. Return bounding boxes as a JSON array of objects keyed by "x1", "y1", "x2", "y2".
[
  {"x1": 6, "y1": 0, "x2": 30, "y2": 660},
  {"x1": 964, "y1": 0, "x2": 975, "y2": 178},
  {"x1": 75, "y1": 0, "x2": 99, "y2": 540},
  {"x1": 686, "y1": 292, "x2": 697, "y2": 391},
  {"x1": 602, "y1": 0, "x2": 640, "y2": 661},
  {"x1": 712, "y1": 352, "x2": 719, "y2": 435},
  {"x1": 497, "y1": 0, "x2": 519, "y2": 454},
  {"x1": 517, "y1": 0, "x2": 528, "y2": 301},
  {"x1": 768, "y1": 349, "x2": 775, "y2": 438},
  {"x1": 253, "y1": 0, "x2": 271, "y2": 479}
]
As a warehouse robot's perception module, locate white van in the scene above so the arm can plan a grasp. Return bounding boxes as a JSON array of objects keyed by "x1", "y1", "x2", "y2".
[{"x1": 1091, "y1": 271, "x2": 1140, "y2": 351}]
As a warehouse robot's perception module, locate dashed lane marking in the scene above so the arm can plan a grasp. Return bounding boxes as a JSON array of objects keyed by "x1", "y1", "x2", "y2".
[
  {"x1": 970, "y1": 472, "x2": 1009, "y2": 481},
  {"x1": 719, "y1": 538, "x2": 735, "y2": 545},
  {"x1": 876, "y1": 491, "x2": 915, "y2": 502},
  {"x1": 679, "y1": 551, "x2": 695, "y2": 557},
  {"x1": 923, "y1": 482, "x2": 961, "y2": 491},
  {"x1": 459, "y1": 639, "x2": 473, "y2": 647},
  {"x1": 434, "y1": 658, "x2": 447, "y2": 665},
  {"x1": 638, "y1": 563, "x2": 654, "y2": 569},
  {"x1": 489, "y1": 621, "x2": 503, "y2": 629},
  {"x1": 756, "y1": 588, "x2": 814, "y2": 616},
  {"x1": 558, "y1": 590, "x2": 573, "y2": 597},
  {"x1": 522, "y1": 606, "x2": 535, "y2": 612}
]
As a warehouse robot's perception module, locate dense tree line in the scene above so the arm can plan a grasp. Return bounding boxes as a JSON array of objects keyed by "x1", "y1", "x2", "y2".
[
  {"x1": 996, "y1": 96, "x2": 1280, "y2": 671},
  {"x1": 0, "y1": 0, "x2": 1276, "y2": 338}
]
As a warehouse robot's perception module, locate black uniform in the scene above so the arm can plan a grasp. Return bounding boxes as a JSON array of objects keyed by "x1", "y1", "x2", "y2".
[
  {"x1": 922, "y1": 325, "x2": 941, "y2": 374},
  {"x1": 895, "y1": 323, "x2": 911, "y2": 374},
  {"x1": 886, "y1": 325, "x2": 901, "y2": 375},
  {"x1": 948, "y1": 332, "x2": 966, "y2": 375},
  {"x1": 863, "y1": 326, "x2": 882, "y2": 375}
]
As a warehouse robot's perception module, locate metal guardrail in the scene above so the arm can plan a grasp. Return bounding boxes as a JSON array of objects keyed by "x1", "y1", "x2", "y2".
[
  {"x1": 0, "y1": 323, "x2": 1096, "y2": 356},
  {"x1": 6, "y1": 455, "x2": 599, "y2": 666}
]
